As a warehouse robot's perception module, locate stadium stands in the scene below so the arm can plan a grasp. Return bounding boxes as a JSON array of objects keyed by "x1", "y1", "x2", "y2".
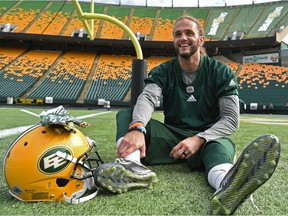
[
  {"x1": 0, "y1": 47, "x2": 26, "y2": 70},
  {"x1": 226, "y1": 4, "x2": 264, "y2": 39},
  {"x1": 0, "y1": 0, "x2": 287, "y2": 112},
  {"x1": 222, "y1": 61, "x2": 240, "y2": 73},
  {"x1": 26, "y1": 2, "x2": 68, "y2": 34},
  {"x1": 85, "y1": 54, "x2": 133, "y2": 105},
  {"x1": 0, "y1": 1, "x2": 49, "y2": 33},
  {"x1": 129, "y1": 7, "x2": 157, "y2": 40},
  {"x1": 100, "y1": 5, "x2": 130, "y2": 39},
  {"x1": 238, "y1": 64, "x2": 287, "y2": 105},
  {"x1": 276, "y1": 8, "x2": 288, "y2": 32},
  {"x1": 41, "y1": 2, "x2": 75, "y2": 35},
  {"x1": 28, "y1": 51, "x2": 96, "y2": 104},
  {"x1": 246, "y1": 2, "x2": 288, "y2": 38},
  {"x1": 147, "y1": 56, "x2": 173, "y2": 72},
  {"x1": 152, "y1": 8, "x2": 183, "y2": 41},
  {"x1": 0, "y1": 50, "x2": 60, "y2": 102},
  {"x1": 204, "y1": 7, "x2": 238, "y2": 41},
  {"x1": 0, "y1": 1, "x2": 18, "y2": 16},
  {"x1": 185, "y1": 8, "x2": 209, "y2": 29},
  {"x1": 1, "y1": 1, "x2": 287, "y2": 41},
  {"x1": 63, "y1": 3, "x2": 104, "y2": 38}
]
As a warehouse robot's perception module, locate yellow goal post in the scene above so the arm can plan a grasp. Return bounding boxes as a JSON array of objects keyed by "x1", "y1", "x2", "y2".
[{"x1": 72, "y1": 0, "x2": 143, "y2": 60}]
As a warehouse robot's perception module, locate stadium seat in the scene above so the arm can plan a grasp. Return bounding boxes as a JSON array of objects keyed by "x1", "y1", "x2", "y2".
[
  {"x1": 100, "y1": 5, "x2": 130, "y2": 39},
  {"x1": 28, "y1": 51, "x2": 96, "y2": 103},
  {"x1": 42, "y1": 2, "x2": 75, "y2": 35},
  {"x1": 0, "y1": 47, "x2": 26, "y2": 70},
  {"x1": 237, "y1": 63, "x2": 287, "y2": 105},
  {"x1": 129, "y1": 7, "x2": 157, "y2": 40},
  {"x1": 63, "y1": 2, "x2": 104, "y2": 38},
  {"x1": 85, "y1": 54, "x2": 133, "y2": 104},
  {"x1": 26, "y1": 2, "x2": 69, "y2": 35},
  {"x1": 147, "y1": 56, "x2": 173, "y2": 72},
  {"x1": 246, "y1": 2, "x2": 288, "y2": 38},
  {"x1": 0, "y1": 1, "x2": 18, "y2": 16},
  {"x1": 0, "y1": 50, "x2": 60, "y2": 101},
  {"x1": 0, "y1": 1, "x2": 49, "y2": 33},
  {"x1": 228, "y1": 4, "x2": 264, "y2": 39},
  {"x1": 204, "y1": 7, "x2": 238, "y2": 41},
  {"x1": 152, "y1": 8, "x2": 183, "y2": 41}
]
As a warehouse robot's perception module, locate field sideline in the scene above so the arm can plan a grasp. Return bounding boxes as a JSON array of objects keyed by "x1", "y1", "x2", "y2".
[{"x1": 0, "y1": 106, "x2": 287, "y2": 215}]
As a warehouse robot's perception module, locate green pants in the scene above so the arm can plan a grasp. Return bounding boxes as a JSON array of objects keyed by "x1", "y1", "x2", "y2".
[{"x1": 116, "y1": 109, "x2": 236, "y2": 176}]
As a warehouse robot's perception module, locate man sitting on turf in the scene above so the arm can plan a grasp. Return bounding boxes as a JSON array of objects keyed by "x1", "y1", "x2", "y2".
[{"x1": 94, "y1": 15, "x2": 280, "y2": 215}]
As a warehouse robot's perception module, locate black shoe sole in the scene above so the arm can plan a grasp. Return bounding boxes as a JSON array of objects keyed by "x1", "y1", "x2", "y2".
[{"x1": 211, "y1": 134, "x2": 281, "y2": 215}]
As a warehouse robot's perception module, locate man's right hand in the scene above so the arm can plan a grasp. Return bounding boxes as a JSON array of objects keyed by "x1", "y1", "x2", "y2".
[{"x1": 117, "y1": 130, "x2": 146, "y2": 159}]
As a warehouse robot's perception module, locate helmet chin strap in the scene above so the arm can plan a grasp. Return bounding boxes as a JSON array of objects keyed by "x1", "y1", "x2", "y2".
[
  {"x1": 63, "y1": 176, "x2": 99, "y2": 204},
  {"x1": 56, "y1": 151, "x2": 100, "y2": 204},
  {"x1": 63, "y1": 189, "x2": 99, "y2": 204}
]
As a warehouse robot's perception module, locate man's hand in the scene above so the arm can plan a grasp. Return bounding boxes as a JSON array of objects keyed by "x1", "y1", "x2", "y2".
[
  {"x1": 118, "y1": 130, "x2": 146, "y2": 158},
  {"x1": 169, "y1": 136, "x2": 205, "y2": 159}
]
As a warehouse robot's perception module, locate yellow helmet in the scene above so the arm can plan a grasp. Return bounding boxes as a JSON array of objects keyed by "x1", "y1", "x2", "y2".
[{"x1": 3, "y1": 124, "x2": 103, "y2": 204}]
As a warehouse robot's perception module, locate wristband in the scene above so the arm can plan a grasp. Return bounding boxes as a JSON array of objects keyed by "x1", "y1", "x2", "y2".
[
  {"x1": 129, "y1": 125, "x2": 146, "y2": 135},
  {"x1": 128, "y1": 122, "x2": 145, "y2": 131}
]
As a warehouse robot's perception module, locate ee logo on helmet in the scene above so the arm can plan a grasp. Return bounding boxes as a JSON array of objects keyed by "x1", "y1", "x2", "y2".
[{"x1": 37, "y1": 146, "x2": 73, "y2": 175}]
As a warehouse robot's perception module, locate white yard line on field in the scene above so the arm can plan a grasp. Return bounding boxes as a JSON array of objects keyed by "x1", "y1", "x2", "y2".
[
  {"x1": 0, "y1": 111, "x2": 112, "y2": 139},
  {"x1": 0, "y1": 125, "x2": 34, "y2": 139},
  {"x1": 76, "y1": 111, "x2": 112, "y2": 119},
  {"x1": 240, "y1": 117, "x2": 288, "y2": 125}
]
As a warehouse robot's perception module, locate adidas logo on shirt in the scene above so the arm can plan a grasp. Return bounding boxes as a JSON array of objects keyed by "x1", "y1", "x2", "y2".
[
  {"x1": 187, "y1": 95, "x2": 197, "y2": 102},
  {"x1": 229, "y1": 79, "x2": 236, "y2": 87}
]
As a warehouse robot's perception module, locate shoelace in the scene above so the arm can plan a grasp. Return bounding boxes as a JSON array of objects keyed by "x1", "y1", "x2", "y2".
[{"x1": 249, "y1": 194, "x2": 261, "y2": 212}]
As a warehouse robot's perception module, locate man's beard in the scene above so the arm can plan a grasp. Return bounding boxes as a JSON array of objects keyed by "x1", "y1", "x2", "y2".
[{"x1": 175, "y1": 42, "x2": 199, "y2": 59}]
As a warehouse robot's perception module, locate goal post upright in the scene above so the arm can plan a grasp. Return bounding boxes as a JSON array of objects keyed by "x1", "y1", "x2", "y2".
[
  {"x1": 72, "y1": 0, "x2": 143, "y2": 60},
  {"x1": 72, "y1": 0, "x2": 147, "y2": 107}
]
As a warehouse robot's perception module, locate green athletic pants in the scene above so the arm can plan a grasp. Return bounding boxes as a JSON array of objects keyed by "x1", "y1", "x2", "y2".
[{"x1": 116, "y1": 109, "x2": 236, "y2": 176}]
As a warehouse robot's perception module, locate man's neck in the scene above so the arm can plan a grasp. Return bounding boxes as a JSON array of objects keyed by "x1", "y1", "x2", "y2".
[{"x1": 178, "y1": 52, "x2": 201, "y2": 72}]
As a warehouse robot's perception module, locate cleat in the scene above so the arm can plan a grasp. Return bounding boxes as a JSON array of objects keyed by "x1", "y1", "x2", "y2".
[
  {"x1": 242, "y1": 162, "x2": 248, "y2": 167},
  {"x1": 225, "y1": 209, "x2": 231, "y2": 215},
  {"x1": 94, "y1": 158, "x2": 158, "y2": 194},
  {"x1": 256, "y1": 180, "x2": 262, "y2": 185},
  {"x1": 211, "y1": 134, "x2": 281, "y2": 215},
  {"x1": 270, "y1": 160, "x2": 276, "y2": 166},
  {"x1": 263, "y1": 174, "x2": 269, "y2": 179}
]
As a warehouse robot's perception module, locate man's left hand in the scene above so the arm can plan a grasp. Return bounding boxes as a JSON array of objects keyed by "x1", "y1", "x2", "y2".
[{"x1": 169, "y1": 136, "x2": 205, "y2": 159}]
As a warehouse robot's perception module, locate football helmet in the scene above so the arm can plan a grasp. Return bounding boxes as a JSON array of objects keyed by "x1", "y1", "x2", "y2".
[{"x1": 3, "y1": 123, "x2": 103, "y2": 204}]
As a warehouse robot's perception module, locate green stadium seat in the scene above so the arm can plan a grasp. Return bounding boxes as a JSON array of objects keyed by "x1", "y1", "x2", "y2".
[
  {"x1": 228, "y1": 4, "x2": 264, "y2": 37},
  {"x1": 100, "y1": 5, "x2": 130, "y2": 39},
  {"x1": 63, "y1": 2, "x2": 104, "y2": 38},
  {"x1": 0, "y1": 1, "x2": 49, "y2": 33},
  {"x1": 29, "y1": 51, "x2": 96, "y2": 103},
  {"x1": 85, "y1": 54, "x2": 133, "y2": 104},
  {"x1": 204, "y1": 7, "x2": 238, "y2": 41},
  {"x1": 152, "y1": 8, "x2": 183, "y2": 41},
  {"x1": 246, "y1": 2, "x2": 288, "y2": 38},
  {"x1": 237, "y1": 63, "x2": 287, "y2": 105},
  {"x1": 129, "y1": 7, "x2": 157, "y2": 39},
  {"x1": 0, "y1": 50, "x2": 60, "y2": 101}
]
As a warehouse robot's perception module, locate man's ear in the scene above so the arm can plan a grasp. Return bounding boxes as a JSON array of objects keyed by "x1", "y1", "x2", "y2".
[{"x1": 199, "y1": 36, "x2": 205, "y2": 46}]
